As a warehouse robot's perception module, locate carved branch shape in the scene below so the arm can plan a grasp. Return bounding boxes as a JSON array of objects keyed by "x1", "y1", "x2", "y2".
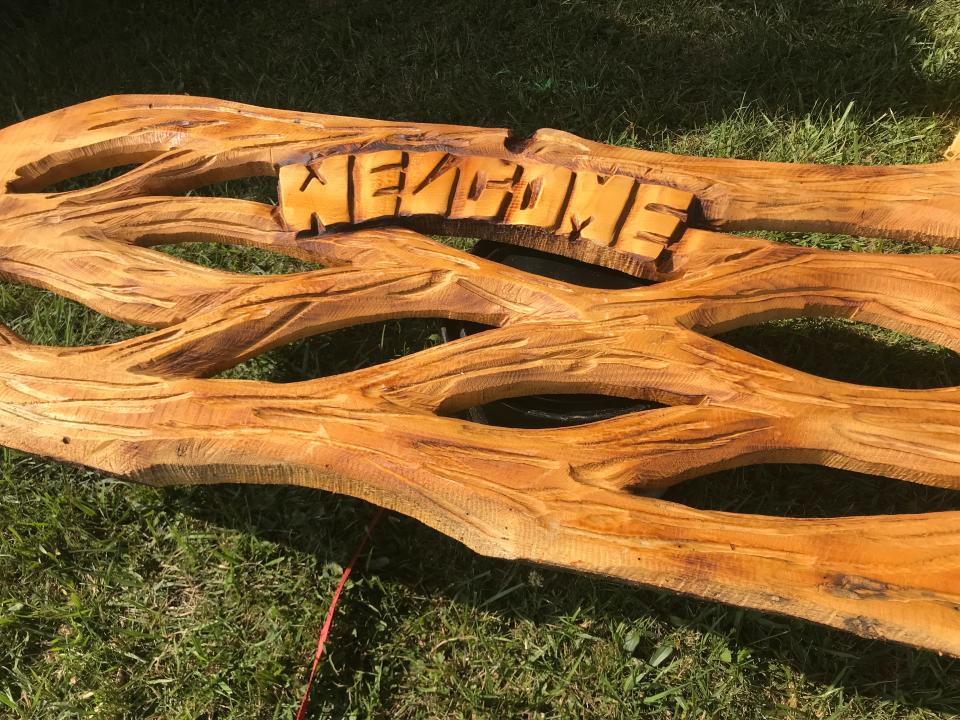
[{"x1": 1, "y1": 96, "x2": 960, "y2": 654}]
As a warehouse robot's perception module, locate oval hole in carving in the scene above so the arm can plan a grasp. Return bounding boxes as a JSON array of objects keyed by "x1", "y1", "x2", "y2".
[
  {"x1": 214, "y1": 318, "x2": 477, "y2": 381},
  {"x1": 184, "y1": 176, "x2": 278, "y2": 204},
  {"x1": 448, "y1": 395, "x2": 667, "y2": 429},
  {"x1": 466, "y1": 240, "x2": 650, "y2": 289},
  {"x1": 664, "y1": 464, "x2": 960, "y2": 518},
  {"x1": 0, "y1": 283, "x2": 145, "y2": 346},
  {"x1": 155, "y1": 243, "x2": 322, "y2": 275},
  {"x1": 31, "y1": 163, "x2": 142, "y2": 193},
  {"x1": 715, "y1": 317, "x2": 960, "y2": 389}
]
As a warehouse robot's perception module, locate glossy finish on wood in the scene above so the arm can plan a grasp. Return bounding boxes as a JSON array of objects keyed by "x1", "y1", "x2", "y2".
[{"x1": 1, "y1": 96, "x2": 959, "y2": 653}]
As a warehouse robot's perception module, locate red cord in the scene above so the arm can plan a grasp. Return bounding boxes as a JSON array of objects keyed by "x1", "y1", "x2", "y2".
[{"x1": 295, "y1": 508, "x2": 385, "y2": 720}]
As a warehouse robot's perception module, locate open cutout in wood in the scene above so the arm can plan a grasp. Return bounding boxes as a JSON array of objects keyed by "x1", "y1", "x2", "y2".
[
  {"x1": 716, "y1": 317, "x2": 960, "y2": 389},
  {"x1": 1, "y1": 96, "x2": 960, "y2": 655}
]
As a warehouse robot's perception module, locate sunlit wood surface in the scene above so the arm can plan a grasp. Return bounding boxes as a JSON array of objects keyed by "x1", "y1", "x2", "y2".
[{"x1": 1, "y1": 96, "x2": 959, "y2": 653}]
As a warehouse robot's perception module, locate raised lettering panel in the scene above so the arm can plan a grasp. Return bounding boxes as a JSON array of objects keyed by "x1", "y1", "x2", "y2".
[
  {"x1": 401, "y1": 152, "x2": 460, "y2": 217},
  {"x1": 352, "y1": 150, "x2": 407, "y2": 223},
  {"x1": 502, "y1": 164, "x2": 573, "y2": 231},
  {"x1": 448, "y1": 157, "x2": 518, "y2": 221},
  {"x1": 556, "y1": 173, "x2": 636, "y2": 246},
  {"x1": 617, "y1": 185, "x2": 694, "y2": 257},
  {"x1": 278, "y1": 151, "x2": 692, "y2": 261},
  {"x1": 278, "y1": 155, "x2": 352, "y2": 230}
]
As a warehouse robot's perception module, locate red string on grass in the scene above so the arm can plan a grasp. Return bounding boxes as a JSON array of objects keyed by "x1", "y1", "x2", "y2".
[{"x1": 295, "y1": 508, "x2": 385, "y2": 720}]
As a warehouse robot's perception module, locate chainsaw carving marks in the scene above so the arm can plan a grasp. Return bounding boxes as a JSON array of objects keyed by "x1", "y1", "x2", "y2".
[
  {"x1": 2, "y1": 96, "x2": 960, "y2": 656},
  {"x1": 279, "y1": 151, "x2": 694, "y2": 261}
]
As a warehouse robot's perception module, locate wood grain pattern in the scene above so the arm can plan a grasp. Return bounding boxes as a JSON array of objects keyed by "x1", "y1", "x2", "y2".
[{"x1": 1, "y1": 95, "x2": 960, "y2": 654}]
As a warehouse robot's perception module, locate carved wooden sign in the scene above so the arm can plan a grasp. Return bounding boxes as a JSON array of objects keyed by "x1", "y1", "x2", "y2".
[
  {"x1": 279, "y1": 151, "x2": 694, "y2": 260},
  {"x1": 1, "y1": 96, "x2": 960, "y2": 656}
]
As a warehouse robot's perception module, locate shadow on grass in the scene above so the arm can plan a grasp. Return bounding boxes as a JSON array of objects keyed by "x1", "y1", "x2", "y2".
[
  {"x1": 174, "y1": 479, "x2": 960, "y2": 716},
  {"x1": 2, "y1": 0, "x2": 956, "y2": 139},
  {"x1": 2, "y1": 0, "x2": 959, "y2": 714},
  {"x1": 169, "y1": 316, "x2": 960, "y2": 716}
]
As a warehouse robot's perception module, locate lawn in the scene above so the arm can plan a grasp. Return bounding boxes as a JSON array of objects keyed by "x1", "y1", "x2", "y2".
[{"x1": 1, "y1": 0, "x2": 960, "y2": 717}]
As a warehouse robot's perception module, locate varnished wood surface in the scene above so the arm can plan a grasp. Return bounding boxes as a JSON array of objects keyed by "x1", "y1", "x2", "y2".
[{"x1": 1, "y1": 96, "x2": 960, "y2": 653}]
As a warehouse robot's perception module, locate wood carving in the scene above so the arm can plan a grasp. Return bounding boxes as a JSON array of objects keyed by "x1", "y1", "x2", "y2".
[{"x1": 1, "y1": 96, "x2": 960, "y2": 654}]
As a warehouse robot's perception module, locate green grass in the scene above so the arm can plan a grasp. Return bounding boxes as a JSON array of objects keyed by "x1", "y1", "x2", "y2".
[{"x1": 1, "y1": 0, "x2": 960, "y2": 717}]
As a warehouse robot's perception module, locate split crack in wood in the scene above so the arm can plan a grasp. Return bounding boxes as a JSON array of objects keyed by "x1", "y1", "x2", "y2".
[{"x1": 1, "y1": 95, "x2": 960, "y2": 653}]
